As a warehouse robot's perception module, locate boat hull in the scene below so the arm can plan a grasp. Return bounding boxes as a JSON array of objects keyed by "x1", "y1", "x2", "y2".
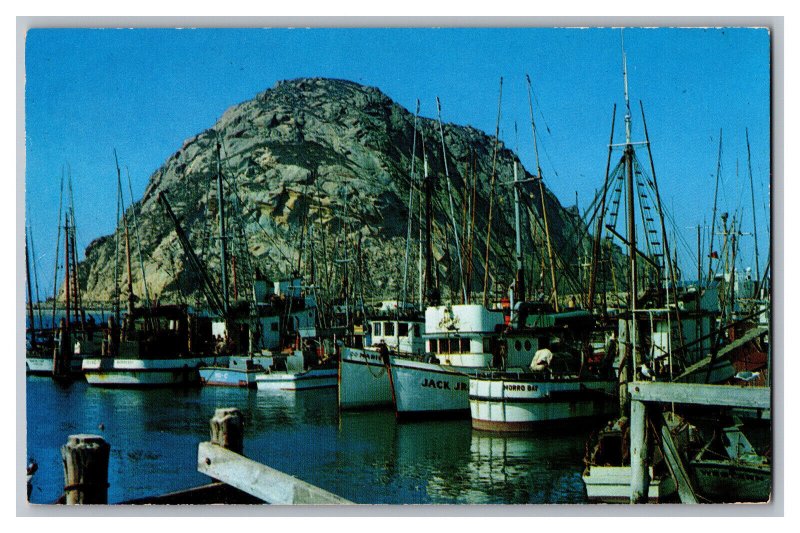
[
  {"x1": 256, "y1": 367, "x2": 338, "y2": 391},
  {"x1": 82, "y1": 357, "x2": 207, "y2": 387},
  {"x1": 338, "y1": 347, "x2": 392, "y2": 409},
  {"x1": 582, "y1": 466, "x2": 675, "y2": 503},
  {"x1": 389, "y1": 358, "x2": 471, "y2": 418},
  {"x1": 199, "y1": 356, "x2": 271, "y2": 388},
  {"x1": 469, "y1": 376, "x2": 616, "y2": 432},
  {"x1": 26, "y1": 355, "x2": 83, "y2": 376},
  {"x1": 199, "y1": 367, "x2": 260, "y2": 388},
  {"x1": 691, "y1": 460, "x2": 771, "y2": 503}
]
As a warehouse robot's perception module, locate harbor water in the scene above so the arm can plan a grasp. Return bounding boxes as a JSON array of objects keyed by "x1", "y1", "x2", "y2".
[{"x1": 26, "y1": 376, "x2": 592, "y2": 504}]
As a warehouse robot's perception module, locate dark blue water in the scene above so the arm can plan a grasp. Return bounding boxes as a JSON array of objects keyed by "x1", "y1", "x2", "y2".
[{"x1": 26, "y1": 377, "x2": 591, "y2": 504}]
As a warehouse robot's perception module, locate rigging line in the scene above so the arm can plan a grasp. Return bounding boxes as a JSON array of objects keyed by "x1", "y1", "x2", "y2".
[
  {"x1": 51, "y1": 169, "x2": 64, "y2": 330},
  {"x1": 707, "y1": 130, "x2": 723, "y2": 283},
  {"x1": 520, "y1": 191, "x2": 583, "y2": 298},
  {"x1": 125, "y1": 166, "x2": 150, "y2": 307},
  {"x1": 482, "y1": 76, "x2": 503, "y2": 307},
  {"x1": 436, "y1": 96, "x2": 467, "y2": 304},
  {"x1": 401, "y1": 100, "x2": 420, "y2": 310},
  {"x1": 111, "y1": 156, "x2": 123, "y2": 322},
  {"x1": 526, "y1": 73, "x2": 559, "y2": 311}
]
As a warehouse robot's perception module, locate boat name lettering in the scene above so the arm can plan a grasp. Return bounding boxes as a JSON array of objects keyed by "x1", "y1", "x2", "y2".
[
  {"x1": 421, "y1": 378, "x2": 467, "y2": 390},
  {"x1": 504, "y1": 384, "x2": 538, "y2": 392}
]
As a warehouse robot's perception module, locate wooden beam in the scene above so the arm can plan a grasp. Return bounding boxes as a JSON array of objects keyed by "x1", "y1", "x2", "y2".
[
  {"x1": 629, "y1": 400, "x2": 650, "y2": 503},
  {"x1": 628, "y1": 381, "x2": 770, "y2": 409},
  {"x1": 659, "y1": 413, "x2": 698, "y2": 504},
  {"x1": 197, "y1": 442, "x2": 353, "y2": 505}
]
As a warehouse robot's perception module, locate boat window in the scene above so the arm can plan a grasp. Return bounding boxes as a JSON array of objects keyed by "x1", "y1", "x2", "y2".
[
  {"x1": 398, "y1": 323, "x2": 409, "y2": 337},
  {"x1": 385, "y1": 322, "x2": 395, "y2": 336},
  {"x1": 374, "y1": 322, "x2": 382, "y2": 336},
  {"x1": 460, "y1": 338, "x2": 470, "y2": 353},
  {"x1": 413, "y1": 324, "x2": 420, "y2": 336},
  {"x1": 429, "y1": 339, "x2": 438, "y2": 353},
  {"x1": 524, "y1": 340, "x2": 532, "y2": 351},
  {"x1": 448, "y1": 338, "x2": 459, "y2": 354},
  {"x1": 514, "y1": 340, "x2": 522, "y2": 351},
  {"x1": 483, "y1": 338, "x2": 492, "y2": 354},
  {"x1": 271, "y1": 322, "x2": 279, "y2": 331}
]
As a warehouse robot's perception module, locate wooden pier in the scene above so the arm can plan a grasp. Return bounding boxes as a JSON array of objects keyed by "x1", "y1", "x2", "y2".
[
  {"x1": 56, "y1": 407, "x2": 353, "y2": 505},
  {"x1": 627, "y1": 381, "x2": 770, "y2": 504}
]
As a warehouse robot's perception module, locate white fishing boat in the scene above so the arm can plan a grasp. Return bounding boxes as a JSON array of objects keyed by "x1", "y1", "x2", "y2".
[
  {"x1": 199, "y1": 355, "x2": 273, "y2": 388},
  {"x1": 83, "y1": 355, "x2": 209, "y2": 387},
  {"x1": 581, "y1": 417, "x2": 677, "y2": 503},
  {"x1": 82, "y1": 305, "x2": 214, "y2": 387},
  {"x1": 391, "y1": 303, "x2": 607, "y2": 420},
  {"x1": 389, "y1": 358, "x2": 471, "y2": 418},
  {"x1": 338, "y1": 346, "x2": 394, "y2": 409},
  {"x1": 583, "y1": 465, "x2": 675, "y2": 503},
  {"x1": 26, "y1": 352, "x2": 84, "y2": 376},
  {"x1": 469, "y1": 372, "x2": 616, "y2": 432},
  {"x1": 256, "y1": 366, "x2": 338, "y2": 391},
  {"x1": 338, "y1": 309, "x2": 426, "y2": 411}
]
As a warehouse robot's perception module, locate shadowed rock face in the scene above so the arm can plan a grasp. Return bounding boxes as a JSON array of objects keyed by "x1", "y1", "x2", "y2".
[{"x1": 77, "y1": 77, "x2": 591, "y2": 308}]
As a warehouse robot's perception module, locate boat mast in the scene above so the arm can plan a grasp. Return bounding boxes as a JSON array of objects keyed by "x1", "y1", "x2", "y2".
[
  {"x1": 422, "y1": 137, "x2": 438, "y2": 307},
  {"x1": 745, "y1": 128, "x2": 761, "y2": 293},
  {"x1": 29, "y1": 226, "x2": 44, "y2": 330},
  {"x1": 512, "y1": 161, "x2": 525, "y2": 304},
  {"x1": 418, "y1": 158, "x2": 424, "y2": 309},
  {"x1": 126, "y1": 167, "x2": 150, "y2": 307},
  {"x1": 124, "y1": 215, "x2": 135, "y2": 318},
  {"x1": 482, "y1": 77, "x2": 503, "y2": 307},
  {"x1": 51, "y1": 171, "x2": 64, "y2": 331},
  {"x1": 401, "y1": 100, "x2": 420, "y2": 311},
  {"x1": 526, "y1": 74, "x2": 559, "y2": 312},
  {"x1": 622, "y1": 32, "x2": 639, "y2": 372},
  {"x1": 113, "y1": 153, "x2": 123, "y2": 325},
  {"x1": 216, "y1": 140, "x2": 230, "y2": 316},
  {"x1": 67, "y1": 174, "x2": 82, "y2": 327},
  {"x1": 25, "y1": 231, "x2": 36, "y2": 347},
  {"x1": 707, "y1": 130, "x2": 723, "y2": 283},
  {"x1": 64, "y1": 214, "x2": 71, "y2": 333},
  {"x1": 436, "y1": 97, "x2": 467, "y2": 304}
]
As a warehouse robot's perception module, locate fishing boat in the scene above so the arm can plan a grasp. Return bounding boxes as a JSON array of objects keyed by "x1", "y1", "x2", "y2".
[
  {"x1": 689, "y1": 422, "x2": 771, "y2": 503},
  {"x1": 468, "y1": 303, "x2": 618, "y2": 432},
  {"x1": 199, "y1": 355, "x2": 273, "y2": 388},
  {"x1": 469, "y1": 356, "x2": 616, "y2": 431},
  {"x1": 257, "y1": 349, "x2": 338, "y2": 391},
  {"x1": 388, "y1": 303, "x2": 506, "y2": 418},
  {"x1": 581, "y1": 417, "x2": 677, "y2": 503},
  {"x1": 82, "y1": 305, "x2": 214, "y2": 387},
  {"x1": 338, "y1": 310, "x2": 426, "y2": 410}
]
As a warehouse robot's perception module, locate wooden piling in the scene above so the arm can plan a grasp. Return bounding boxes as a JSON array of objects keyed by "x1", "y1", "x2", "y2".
[
  {"x1": 629, "y1": 397, "x2": 650, "y2": 503},
  {"x1": 209, "y1": 407, "x2": 244, "y2": 455},
  {"x1": 61, "y1": 434, "x2": 110, "y2": 504}
]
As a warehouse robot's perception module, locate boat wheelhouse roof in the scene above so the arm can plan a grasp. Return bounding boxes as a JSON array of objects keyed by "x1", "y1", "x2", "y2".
[{"x1": 516, "y1": 308, "x2": 594, "y2": 331}]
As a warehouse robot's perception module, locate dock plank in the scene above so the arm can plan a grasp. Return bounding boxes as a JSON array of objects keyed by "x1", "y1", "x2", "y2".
[
  {"x1": 628, "y1": 381, "x2": 770, "y2": 409},
  {"x1": 197, "y1": 442, "x2": 353, "y2": 505}
]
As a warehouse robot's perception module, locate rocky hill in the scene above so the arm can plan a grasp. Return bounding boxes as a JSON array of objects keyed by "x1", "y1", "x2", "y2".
[{"x1": 77, "y1": 77, "x2": 592, "y2": 309}]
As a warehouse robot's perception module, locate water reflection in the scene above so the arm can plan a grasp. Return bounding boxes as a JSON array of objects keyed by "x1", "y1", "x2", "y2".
[{"x1": 28, "y1": 377, "x2": 589, "y2": 505}]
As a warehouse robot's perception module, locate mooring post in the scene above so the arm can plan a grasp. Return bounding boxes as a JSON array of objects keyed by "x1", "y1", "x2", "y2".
[
  {"x1": 61, "y1": 434, "x2": 110, "y2": 504},
  {"x1": 629, "y1": 396, "x2": 650, "y2": 503},
  {"x1": 209, "y1": 407, "x2": 244, "y2": 455}
]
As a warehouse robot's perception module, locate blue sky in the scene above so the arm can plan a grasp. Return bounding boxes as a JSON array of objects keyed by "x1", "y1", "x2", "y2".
[{"x1": 24, "y1": 27, "x2": 771, "y2": 298}]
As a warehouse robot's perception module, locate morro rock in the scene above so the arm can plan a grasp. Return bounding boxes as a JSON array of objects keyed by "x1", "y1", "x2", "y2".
[{"x1": 77, "y1": 77, "x2": 590, "y2": 308}]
